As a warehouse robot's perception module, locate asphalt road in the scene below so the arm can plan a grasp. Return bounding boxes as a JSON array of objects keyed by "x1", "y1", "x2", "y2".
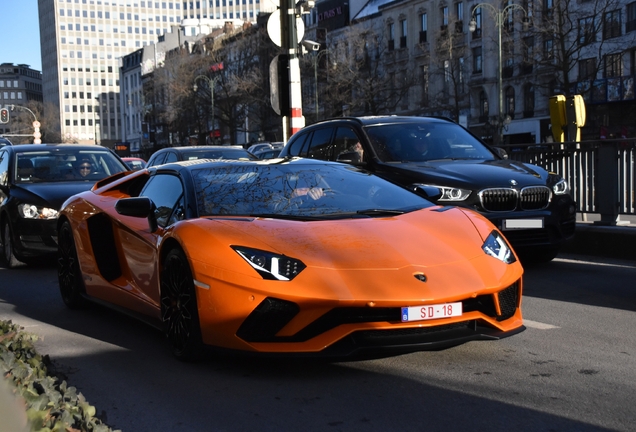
[{"x1": 1, "y1": 253, "x2": 635, "y2": 432}]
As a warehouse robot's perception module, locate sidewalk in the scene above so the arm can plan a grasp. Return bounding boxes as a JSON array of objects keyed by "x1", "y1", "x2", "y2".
[{"x1": 560, "y1": 221, "x2": 636, "y2": 261}]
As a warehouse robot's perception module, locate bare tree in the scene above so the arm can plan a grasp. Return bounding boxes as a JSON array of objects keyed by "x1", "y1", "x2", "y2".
[
  {"x1": 526, "y1": 0, "x2": 631, "y2": 97},
  {"x1": 3, "y1": 101, "x2": 62, "y2": 144}
]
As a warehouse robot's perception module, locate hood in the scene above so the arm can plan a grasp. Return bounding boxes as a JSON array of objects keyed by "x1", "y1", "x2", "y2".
[
  {"x1": 204, "y1": 207, "x2": 486, "y2": 269},
  {"x1": 385, "y1": 159, "x2": 548, "y2": 188},
  {"x1": 12, "y1": 181, "x2": 96, "y2": 209}
]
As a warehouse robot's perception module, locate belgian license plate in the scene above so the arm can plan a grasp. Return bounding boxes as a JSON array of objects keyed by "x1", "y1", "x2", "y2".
[
  {"x1": 504, "y1": 218, "x2": 544, "y2": 229},
  {"x1": 401, "y1": 302, "x2": 462, "y2": 322}
]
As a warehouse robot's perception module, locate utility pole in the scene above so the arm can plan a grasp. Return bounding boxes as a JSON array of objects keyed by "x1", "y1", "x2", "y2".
[{"x1": 280, "y1": 0, "x2": 303, "y2": 141}]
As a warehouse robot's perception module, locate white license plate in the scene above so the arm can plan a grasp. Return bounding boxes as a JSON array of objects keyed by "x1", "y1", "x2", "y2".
[
  {"x1": 504, "y1": 218, "x2": 544, "y2": 229},
  {"x1": 401, "y1": 302, "x2": 462, "y2": 322}
]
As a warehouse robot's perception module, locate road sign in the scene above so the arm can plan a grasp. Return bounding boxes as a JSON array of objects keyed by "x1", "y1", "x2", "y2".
[{"x1": 266, "y1": 9, "x2": 304, "y2": 47}]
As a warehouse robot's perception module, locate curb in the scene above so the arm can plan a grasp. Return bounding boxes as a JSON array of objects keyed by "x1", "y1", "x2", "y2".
[{"x1": 560, "y1": 223, "x2": 636, "y2": 261}]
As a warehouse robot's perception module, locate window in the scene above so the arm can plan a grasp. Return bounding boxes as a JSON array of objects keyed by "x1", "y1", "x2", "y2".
[
  {"x1": 628, "y1": 2, "x2": 636, "y2": 33},
  {"x1": 420, "y1": 65, "x2": 429, "y2": 106},
  {"x1": 441, "y1": 6, "x2": 449, "y2": 29},
  {"x1": 604, "y1": 53, "x2": 623, "y2": 78},
  {"x1": 523, "y1": 84, "x2": 534, "y2": 117},
  {"x1": 388, "y1": 22, "x2": 395, "y2": 51},
  {"x1": 578, "y1": 17, "x2": 595, "y2": 45},
  {"x1": 543, "y1": 38, "x2": 554, "y2": 61},
  {"x1": 471, "y1": 7, "x2": 482, "y2": 39},
  {"x1": 472, "y1": 46, "x2": 482, "y2": 73},
  {"x1": 579, "y1": 58, "x2": 596, "y2": 81},
  {"x1": 455, "y1": 2, "x2": 463, "y2": 33},
  {"x1": 603, "y1": 10, "x2": 621, "y2": 40},
  {"x1": 505, "y1": 87, "x2": 515, "y2": 119},
  {"x1": 479, "y1": 90, "x2": 489, "y2": 121},
  {"x1": 419, "y1": 13, "x2": 428, "y2": 43},
  {"x1": 400, "y1": 19, "x2": 407, "y2": 48},
  {"x1": 543, "y1": 0, "x2": 553, "y2": 19},
  {"x1": 140, "y1": 174, "x2": 185, "y2": 227}
]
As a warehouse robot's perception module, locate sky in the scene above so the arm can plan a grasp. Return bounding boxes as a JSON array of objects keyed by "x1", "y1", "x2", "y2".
[{"x1": 0, "y1": 0, "x2": 42, "y2": 71}]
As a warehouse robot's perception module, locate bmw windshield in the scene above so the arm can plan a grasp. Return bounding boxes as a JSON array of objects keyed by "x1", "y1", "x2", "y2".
[{"x1": 364, "y1": 121, "x2": 497, "y2": 163}]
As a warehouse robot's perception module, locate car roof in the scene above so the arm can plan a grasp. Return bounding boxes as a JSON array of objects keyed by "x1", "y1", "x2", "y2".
[
  {"x1": 307, "y1": 116, "x2": 454, "y2": 127},
  {"x1": 152, "y1": 156, "x2": 328, "y2": 172},
  {"x1": 155, "y1": 145, "x2": 246, "y2": 153},
  {"x1": 3, "y1": 143, "x2": 117, "y2": 152}
]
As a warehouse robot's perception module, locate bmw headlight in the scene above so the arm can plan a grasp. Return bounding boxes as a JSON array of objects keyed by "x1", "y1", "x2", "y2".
[
  {"x1": 415, "y1": 184, "x2": 471, "y2": 202},
  {"x1": 232, "y1": 246, "x2": 306, "y2": 281},
  {"x1": 482, "y1": 231, "x2": 516, "y2": 264},
  {"x1": 18, "y1": 204, "x2": 59, "y2": 220},
  {"x1": 553, "y1": 178, "x2": 568, "y2": 195}
]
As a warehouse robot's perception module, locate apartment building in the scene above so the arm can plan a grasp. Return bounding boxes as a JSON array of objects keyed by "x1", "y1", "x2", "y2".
[
  {"x1": 37, "y1": 0, "x2": 277, "y2": 145},
  {"x1": 0, "y1": 63, "x2": 43, "y2": 139},
  {"x1": 303, "y1": 0, "x2": 636, "y2": 143}
]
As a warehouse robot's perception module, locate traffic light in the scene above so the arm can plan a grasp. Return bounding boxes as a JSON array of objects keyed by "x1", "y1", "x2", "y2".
[{"x1": 0, "y1": 108, "x2": 9, "y2": 124}]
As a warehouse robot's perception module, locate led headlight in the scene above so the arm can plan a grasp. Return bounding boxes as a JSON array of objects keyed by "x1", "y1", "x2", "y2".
[
  {"x1": 232, "y1": 246, "x2": 306, "y2": 281},
  {"x1": 17, "y1": 204, "x2": 59, "y2": 220},
  {"x1": 553, "y1": 178, "x2": 568, "y2": 195},
  {"x1": 416, "y1": 184, "x2": 471, "y2": 202},
  {"x1": 482, "y1": 231, "x2": 516, "y2": 264}
]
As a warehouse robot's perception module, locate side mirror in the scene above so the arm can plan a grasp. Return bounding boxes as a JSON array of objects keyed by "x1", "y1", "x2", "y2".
[
  {"x1": 115, "y1": 197, "x2": 158, "y2": 232},
  {"x1": 493, "y1": 147, "x2": 508, "y2": 159},
  {"x1": 411, "y1": 184, "x2": 443, "y2": 201}
]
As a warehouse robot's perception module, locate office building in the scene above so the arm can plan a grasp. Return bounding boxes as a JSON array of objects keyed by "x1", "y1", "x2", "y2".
[{"x1": 38, "y1": 0, "x2": 276, "y2": 145}]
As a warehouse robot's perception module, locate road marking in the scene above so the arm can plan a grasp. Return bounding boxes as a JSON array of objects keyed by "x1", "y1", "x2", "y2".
[
  {"x1": 555, "y1": 257, "x2": 636, "y2": 269},
  {"x1": 524, "y1": 319, "x2": 560, "y2": 330}
]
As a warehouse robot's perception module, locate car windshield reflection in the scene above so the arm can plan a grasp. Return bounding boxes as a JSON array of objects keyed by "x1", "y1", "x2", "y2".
[
  {"x1": 364, "y1": 122, "x2": 496, "y2": 163},
  {"x1": 192, "y1": 164, "x2": 433, "y2": 219}
]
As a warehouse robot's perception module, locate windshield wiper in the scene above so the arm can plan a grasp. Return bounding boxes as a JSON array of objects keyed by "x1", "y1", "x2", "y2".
[
  {"x1": 248, "y1": 213, "x2": 326, "y2": 221},
  {"x1": 356, "y1": 209, "x2": 406, "y2": 217}
]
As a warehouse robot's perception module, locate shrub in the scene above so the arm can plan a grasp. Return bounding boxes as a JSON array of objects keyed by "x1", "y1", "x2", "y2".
[{"x1": 0, "y1": 320, "x2": 120, "y2": 432}]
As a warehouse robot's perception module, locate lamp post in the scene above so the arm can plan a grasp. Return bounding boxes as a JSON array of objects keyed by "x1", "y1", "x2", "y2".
[
  {"x1": 469, "y1": 3, "x2": 528, "y2": 145},
  {"x1": 194, "y1": 75, "x2": 221, "y2": 144},
  {"x1": 311, "y1": 49, "x2": 330, "y2": 122}
]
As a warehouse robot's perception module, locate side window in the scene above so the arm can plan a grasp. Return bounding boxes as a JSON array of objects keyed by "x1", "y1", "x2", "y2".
[
  {"x1": 287, "y1": 132, "x2": 309, "y2": 156},
  {"x1": 332, "y1": 127, "x2": 364, "y2": 162},
  {"x1": 0, "y1": 150, "x2": 8, "y2": 186},
  {"x1": 164, "y1": 151, "x2": 178, "y2": 163},
  {"x1": 148, "y1": 152, "x2": 166, "y2": 167},
  {"x1": 306, "y1": 128, "x2": 334, "y2": 160},
  {"x1": 140, "y1": 174, "x2": 184, "y2": 227}
]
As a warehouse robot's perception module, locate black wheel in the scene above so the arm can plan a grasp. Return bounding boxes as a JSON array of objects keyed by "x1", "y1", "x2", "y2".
[
  {"x1": 57, "y1": 221, "x2": 88, "y2": 308},
  {"x1": 160, "y1": 248, "x2": 202, "y2": 361},
  {"x1": 2, "y1": 221, "x2": 25, "y2": 269}
]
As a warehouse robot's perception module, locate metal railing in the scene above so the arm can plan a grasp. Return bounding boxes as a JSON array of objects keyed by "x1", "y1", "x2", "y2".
[{"x1": 504, "y1": 139, "x2": 636, "y2": 224}]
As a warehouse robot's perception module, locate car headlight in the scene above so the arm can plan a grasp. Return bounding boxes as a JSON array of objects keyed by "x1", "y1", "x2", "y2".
[
  {"x1": 413, "y1": 184, "x2": 471, "y2": 201},
  {"x1": 482, "y1": 231, "x2": 516, "y2": 264},
  {"x1": 232, "y1": 246, "x2": 306, "y2": 281},
  {"x1": 553, "y1": 178, "x2": 568, "y2": 195},
  {"x1": 17, "y1": 204, "x2": 59, "y2": 220}
]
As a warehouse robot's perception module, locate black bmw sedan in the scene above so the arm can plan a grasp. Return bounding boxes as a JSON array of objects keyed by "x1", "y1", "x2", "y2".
[
  {"x1": 279, "y1": 116, "x2": 576, "y2": 262},
  {"x1": 0, "y1": 144, "x2": 129, "y2": 268}
]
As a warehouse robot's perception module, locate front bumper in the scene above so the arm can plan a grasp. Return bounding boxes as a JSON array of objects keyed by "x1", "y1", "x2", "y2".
[{"x1": 10, "y1": 217, "x2": 58, "y2": 258}]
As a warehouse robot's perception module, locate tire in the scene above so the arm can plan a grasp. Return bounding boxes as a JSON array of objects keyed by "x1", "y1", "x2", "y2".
[
  {"x1": 2, "y1": 221, "x2": 25, "y2": 269},
  {"x1": 57, "y1": 220, "x2": 88, "y2": 309},
  {"x1": 160, "y1": 248, "x2": 202, "y2": 361}
]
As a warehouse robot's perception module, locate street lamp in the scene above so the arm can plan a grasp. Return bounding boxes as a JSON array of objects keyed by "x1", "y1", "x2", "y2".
[
  {"x1": 469, "y1": 3, "x2": 528, "y2": 145},
  {"x1": 310, "y1": 49, "x2": 331, "y2": 122},
  {"x1": 193, "y1": 75, "x2": 221, "y2": 144}
]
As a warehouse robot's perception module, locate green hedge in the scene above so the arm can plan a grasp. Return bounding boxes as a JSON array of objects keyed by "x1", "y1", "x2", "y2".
[{"x1": 0, "y1": 320, "x2": 120, "y2": 432}]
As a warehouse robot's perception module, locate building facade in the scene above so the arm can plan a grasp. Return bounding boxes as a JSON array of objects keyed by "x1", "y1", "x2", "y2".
[
  {"x1": 0, "y1": 63, "x2": 43, "y2": 140},
  {"x1": 37, "y1": 0, "x2": 277, "y2": 146},
  {"x1": 302, "y1": 0, "x2": 636, "y2": 144}
]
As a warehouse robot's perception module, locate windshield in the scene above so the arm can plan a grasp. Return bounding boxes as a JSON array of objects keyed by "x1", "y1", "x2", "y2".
[
  {"x1": 14, "y1": 149, "x2": 127, "y2": 183},
  {"x1": 364, "y1": 121, "x2": 496, "y2": 162},
  {"x1": 192, "y1": 163, "x2": 433, "y2": 219}
]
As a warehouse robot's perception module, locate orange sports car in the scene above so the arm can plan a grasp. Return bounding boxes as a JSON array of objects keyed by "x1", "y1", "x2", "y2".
[{"x1": 57, "y1": 158, "x2": 524, "y2": 360}]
